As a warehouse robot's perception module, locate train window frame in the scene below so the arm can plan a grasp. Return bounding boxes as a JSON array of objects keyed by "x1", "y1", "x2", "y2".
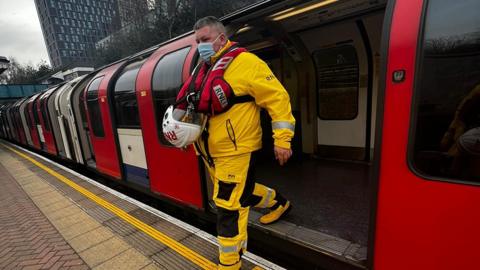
[
  {"x1": 86, "y1": 76, "x2": 105, "y2": 138},
  {"x1": 408, "y1": 0, "x2": 480, "y2": 186},
  {"x1": 113, "y1": 60, "x2": 146, "y2": 129},
  {"x1": 312, "y1": 44, "x2": 360, "y2": 121},
  {"x1": 150, "y1": 46, "x2": 191, "y2": 146}
]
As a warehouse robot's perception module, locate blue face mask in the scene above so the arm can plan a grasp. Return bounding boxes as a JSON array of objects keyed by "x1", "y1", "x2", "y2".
[
  {"x1": 197, "y1": 43, "x2": 215, "y2": 62},
  {"x1": 197, "y1": 34, "x2": 221, "y2": 62}
]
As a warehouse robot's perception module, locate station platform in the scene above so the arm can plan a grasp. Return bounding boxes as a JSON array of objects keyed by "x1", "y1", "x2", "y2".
[{"x1": 0, "y1": 142, "x2": 282, "y2": 270}]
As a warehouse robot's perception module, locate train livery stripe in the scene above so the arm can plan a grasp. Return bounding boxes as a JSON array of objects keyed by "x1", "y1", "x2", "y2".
[{"x1": 1, "y1": 143, "x2": 218, "y2": 270}]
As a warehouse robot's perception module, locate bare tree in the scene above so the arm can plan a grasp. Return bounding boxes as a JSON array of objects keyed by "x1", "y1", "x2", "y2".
[
  {"x1": 92, "y1": 0, "x2": 262, "y2": 67},
  {"x1": 0, "y1": 59, "x2": 52, "y2": 84}
]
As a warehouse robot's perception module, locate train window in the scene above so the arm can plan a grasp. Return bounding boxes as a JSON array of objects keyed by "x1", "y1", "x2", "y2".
[
  {"x1": 113, "y1": 60, "x2": 145, "y2": 128},
  {"x1": 313, "y1": 45, "x2": 359, "y2": 120},
  {"x1": 41, "y1": 98, "x2": 51, "y2": 131},
  {"x1": 151, "y1": 46, "x2": 190, "y2": 145},
  {"x1": 86, "y1": 77, "x2": 105, "y2": 137},
  {"x1": 410, "y1": 0, "x2": 480, "y2": 184}
]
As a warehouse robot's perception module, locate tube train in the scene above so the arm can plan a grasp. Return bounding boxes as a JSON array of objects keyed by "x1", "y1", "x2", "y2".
[{"x1": 1, "y1": 0, "x2": 479, "y2": 269}]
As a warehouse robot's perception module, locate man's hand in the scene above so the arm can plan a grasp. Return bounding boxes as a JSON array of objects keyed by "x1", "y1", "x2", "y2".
[{"x1": 274, "y1": 145, "x2": 292, "y2": 166}]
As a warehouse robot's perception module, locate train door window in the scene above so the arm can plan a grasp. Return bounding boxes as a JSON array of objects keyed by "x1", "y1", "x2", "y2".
[
  {"x1": 86, "y1": 77, "x2": 105, "y2": 137},
  {"x1": 151, "y1": 46, "x2": 190, "y2": 145},
  {"x1": 41, "y1": 98, "x2": 51, "y2": 131},
  {"x1": 410, "y1": 0, "x2": 480, "y2": 183},
  {"x1": 313, "y1": 45, "x2": 359, "y2": 120},
  {"x1": 113, "y1": 60, "x2": 145, "y2": 128}
]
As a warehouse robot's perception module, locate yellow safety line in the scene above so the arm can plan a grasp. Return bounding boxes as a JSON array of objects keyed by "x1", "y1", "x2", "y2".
[{"x1": 1, "y1": 143, "x2": 218, "y2": 270}]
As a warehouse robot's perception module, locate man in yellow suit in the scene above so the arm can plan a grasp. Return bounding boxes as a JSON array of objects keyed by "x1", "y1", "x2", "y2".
[{"x1": 192, "y1": 16, "x2": 295, "y2": 269}]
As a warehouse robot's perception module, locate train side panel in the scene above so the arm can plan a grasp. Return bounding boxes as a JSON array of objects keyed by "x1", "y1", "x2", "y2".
[{"x1": 374, "y1": 0, "x2": 480, "y2": 269}]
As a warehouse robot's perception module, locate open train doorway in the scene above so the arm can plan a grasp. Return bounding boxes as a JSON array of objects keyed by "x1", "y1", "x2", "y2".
[{"x1": 226, "y1": 0, "x2": 387, "y2": 265}]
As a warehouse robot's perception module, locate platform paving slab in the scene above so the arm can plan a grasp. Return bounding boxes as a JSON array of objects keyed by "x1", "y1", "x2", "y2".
[
  {"x1": 0, "y1": 148, "x2": 161, "y2": 270},
  {"x1": 0, "y1": 162, "x2": 89, "y2": 270}
]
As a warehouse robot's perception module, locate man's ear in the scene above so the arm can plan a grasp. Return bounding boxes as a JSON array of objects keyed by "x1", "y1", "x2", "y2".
[{"x1": 220, "y1": 33, "x2": 228, "y2": 44}]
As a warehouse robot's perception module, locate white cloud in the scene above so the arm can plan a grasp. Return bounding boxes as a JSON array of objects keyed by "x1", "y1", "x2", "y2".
[{"x1": 0, "y1": 0, "x2": 50, "y2": 66}]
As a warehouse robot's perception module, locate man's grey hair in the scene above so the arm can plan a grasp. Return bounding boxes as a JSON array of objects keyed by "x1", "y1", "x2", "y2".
[{"x1": 193, "y1": 16, "x2": 226, "y2": 34}]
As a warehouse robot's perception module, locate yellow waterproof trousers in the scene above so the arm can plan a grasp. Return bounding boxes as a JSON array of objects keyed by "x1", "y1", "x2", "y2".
[{"x1": 206, "y1": 152, "x2": 285, "y2": 270}]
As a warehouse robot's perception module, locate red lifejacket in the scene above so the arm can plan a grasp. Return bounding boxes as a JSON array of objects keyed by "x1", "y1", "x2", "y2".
[{"x1": 176, "y1": 43, "x2": 254, "y2": 115}]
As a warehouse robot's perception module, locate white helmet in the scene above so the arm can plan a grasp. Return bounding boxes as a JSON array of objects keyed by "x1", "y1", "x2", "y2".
[{"x1": 162, "y1": 105, "x2": 206, "y2": 148}]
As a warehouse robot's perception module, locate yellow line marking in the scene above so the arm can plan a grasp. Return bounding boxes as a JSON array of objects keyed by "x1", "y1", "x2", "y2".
[{"x1": 1, "y1": 143, "x2": 218, "y2": 270}]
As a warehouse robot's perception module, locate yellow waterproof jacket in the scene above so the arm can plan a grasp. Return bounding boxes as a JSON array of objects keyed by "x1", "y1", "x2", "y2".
[{"x1": 197, "y1": 41, "x2": 295, "y2": 158}]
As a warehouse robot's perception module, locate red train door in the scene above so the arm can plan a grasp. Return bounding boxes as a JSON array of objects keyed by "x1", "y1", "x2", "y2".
[
  {"x1": 8, "y1": 104, "x2": 22, "y2": 143},
  {"x1": 136, "y1": 35, "x2": 204, "y2": 208},
  {"x1": 374, "y1": 0, "x2": 480, "y2": 269},
  {"x1": 37, "y1": 89, "x2": 58, "y2": 155},
  {"x1": 84, "y1": 63, "x2": 124, "y2": 180},
  {"x1": 12, "y1": 101, "x2": 26, "y2": 145},
  {"x1": 27, "y1": 94, "x2": 42, "y2": 150}
]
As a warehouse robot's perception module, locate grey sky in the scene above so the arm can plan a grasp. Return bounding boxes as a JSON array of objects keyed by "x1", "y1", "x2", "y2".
[{"x1": 0, "y1": 0, "x2": 50, "y2": 66}]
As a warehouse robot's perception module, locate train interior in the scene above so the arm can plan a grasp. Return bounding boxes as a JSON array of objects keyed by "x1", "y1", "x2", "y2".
[{"x1": 216, "y1": 0, "x2": 388, "y2": 261}]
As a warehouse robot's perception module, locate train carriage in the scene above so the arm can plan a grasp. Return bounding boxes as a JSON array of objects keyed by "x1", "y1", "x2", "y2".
[{"x1": 1, "y1": 0, "x2": 479, "y2": 269}]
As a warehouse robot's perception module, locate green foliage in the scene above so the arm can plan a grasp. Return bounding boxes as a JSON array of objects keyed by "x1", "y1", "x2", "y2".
[{"x1": 0, "y1": 59, "x2": 53, "y2": 84}]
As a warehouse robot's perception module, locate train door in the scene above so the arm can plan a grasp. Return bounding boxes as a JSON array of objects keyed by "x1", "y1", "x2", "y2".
[
  {"x1": 374, "y1": 0, "x2": 480, "y2": 269},
  {"x1": 28, "y1": 93, "x2": 43, "y2": 150},
  {"x1": 4, "y1": 104, "x2": 13, "y2": 140},
  {"x1": 84, "y1": 63, "x2": 124, "y2": 179},
  {"x1": 51, "y1": 85, "x2": 71, "y2": 158},
  {"x1": 12, "y1": 101, "x2": 26, "y2": 145},
  {"x1": 37, "y1": 88, "x2": 58, "y2": 155},
  {"x1": 297, "y1": 14, "x2": 382, "y2": 161},
  {"x1": 136, "y1": 36, "x2": 204, "y2": 208},
  {"x1": 225, "y1": 0, "x2": 388, "y2": 267},
  {"x1": 111, "y1": 59, "x2": 150, "y2": 188},
  {"x1": 54, "y1": 84, "x2": 73, "y2": 160},
  {"x1": 0, "y1": 105, "x2": 7, "y2": 138},
  {"x1": 6, "y1": 105, "x2": 17, "y2": 141},
  {"x1": 5, "y1": 104, "x2": 15, "y2": 140},
  {"x1": 72, "y1": 76, "x2": 96, "y2": 167},
  {"x1": 56, "y1": 77, "x2": 84, "y2": 163},
  {"x1": 17, "y1": 103, "x2": 28, "y2": 145},
  {"x1": 65, "y1": 89, "x2": 85, "y2": 164},
  {"x1": 19, "y1": 98, "x2": 33, "y2": 146}
]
